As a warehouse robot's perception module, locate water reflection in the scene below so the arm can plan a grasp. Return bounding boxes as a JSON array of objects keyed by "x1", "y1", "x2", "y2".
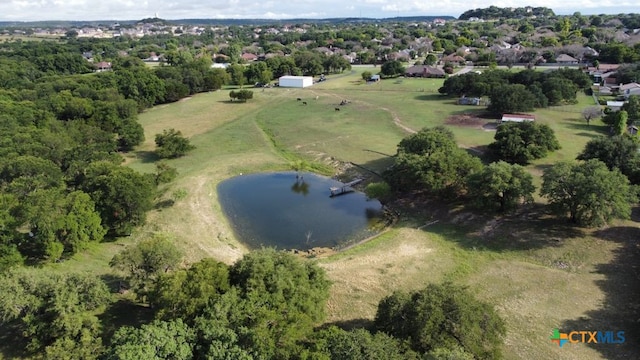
[
  {"x1": 217, "y1": 172, "x2": 384, "y2": 250},
  {"x1": 290, "y1": 177, "x2": 310, "y2": 196}
]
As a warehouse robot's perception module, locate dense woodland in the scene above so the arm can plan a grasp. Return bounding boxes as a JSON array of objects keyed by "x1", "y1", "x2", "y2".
[{"x1": 1, "y1": 6, "x2": 640, "y2": 358}]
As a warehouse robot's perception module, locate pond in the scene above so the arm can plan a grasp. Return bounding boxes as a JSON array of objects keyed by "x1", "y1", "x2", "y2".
[{"x1": 217, "y1": 172, "x2": 384, "y2": 250}]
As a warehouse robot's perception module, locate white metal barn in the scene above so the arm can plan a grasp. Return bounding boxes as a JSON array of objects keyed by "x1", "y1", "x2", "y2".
[{"x1": 278, "y1": 76, "x2": 313, "y2": 88}]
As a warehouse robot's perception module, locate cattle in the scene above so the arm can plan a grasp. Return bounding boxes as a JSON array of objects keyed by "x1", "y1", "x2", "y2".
[
  {"x1": 335, "y1": 107, "x2": 340, "y2": 111},
  {"x1": 302, "y1": 101, "x2": 307, "y2": 105},
  {"x1": 297, "y1": 98, "x2": 302, "y2": 101}
]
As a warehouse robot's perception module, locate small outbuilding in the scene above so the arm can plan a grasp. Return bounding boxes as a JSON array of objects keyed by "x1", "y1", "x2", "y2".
[
  {"x1": 500, "y1": 114, "x2": 535, "y2": 123},
  {"x1": 606, "y1": 101, "x2": 625, "y2": 112},
  {"x1": 278, "y1": 76, "x2": 314, "y2": 88}
]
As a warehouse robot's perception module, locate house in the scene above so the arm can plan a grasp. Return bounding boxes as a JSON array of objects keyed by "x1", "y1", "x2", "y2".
[
  {"x1": 405, "y1": 65, "x2": 445, "y2": 78},
  {"x1": 441, "y1": 54, "x2": 466, "y2": 64},
  {"x1": 500, "y1": 114, "x2": 535, "y2": 123},
  {"x1": 278, "y1": 76, "x2": 313, "y2": 88},
  {"x1": 628, "y1": 125, "x2": 638, "y2": 135},
  {"x1": 624, "y1": 88, "x2": 640, "y2": 99},
  {"x1": 620, "y1": 83, "x2": 640, "y2": 99},
  {"x1": 95, "y1": 61, "x2": 112, "y2": 72},
  {"x1": 241, "y1": 53, "x2": 258, "y2": 62},
  {"x1": 556, "y1": 54, "x2": 579, "y2": 64}
]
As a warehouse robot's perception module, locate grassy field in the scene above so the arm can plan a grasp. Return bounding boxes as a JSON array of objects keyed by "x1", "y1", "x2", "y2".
[{"x1": 51, "y1": 69, "x2": 639, "y2": 359}]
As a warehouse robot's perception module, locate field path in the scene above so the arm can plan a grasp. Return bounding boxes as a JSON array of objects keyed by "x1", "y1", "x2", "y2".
[{"x1": 183, "y1": 174, "x2": 246, "y2": 264}]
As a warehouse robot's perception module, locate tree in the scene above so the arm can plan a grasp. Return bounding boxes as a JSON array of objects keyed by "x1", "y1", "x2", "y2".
[
  {"x1": 115, "y1": 67, "x2": 166, "y2": 110},
  {"x1": 80, "y1": 161, "x2": 156, "y2": 235},
  {"x1": 154, "y1": 161, "x2": 178, "y2": 185},
  {"x1": 380, "y1": 60, "x2": 405, "y2": 78},
  {"x1": 424, "y1": 54, "x2": 437, "y2": 65},
  {"x1": 488, "y1": 84, "x2": 537, "y2": 114},
  {"x1": 489, "y1": 121, "x2": 561, "y2": 165},
  {"x1": 622, "y1": 95, "x2": 640, "y2": 125},
  {"x1": 374, "y1": 282, "x2": 506, "y2": 359},
  {"x1": 540, "y1": 160, "x2": 636, "y2": 226},
  {"x1": 105, "y1": 319, "x2": 195, "y2": 360},
  {"x1": 466, "y1": 161, "x2": 535, "y2": 212},
  {"x1": 154, "y1": 128, "x2": 196, "y2": 159},
  {"x1": 152, "y1": 258, "x2": 230, "y2": 321},
  {"x1": 228, "y1": 249, "x2": 331, "y2": 358},
  {"x1": 306, "y1": 326, "x2": 420, "y2": 360},
  {"x1": 0, "y1": 269, "x2": 110, "y2": 357},
  {"x1": 364, "y1": 182, "x2": 392, "y2": 204},
  {"x1": 192, "y1": 317, "x2": 253, "y2": 360},
  {"x1": 614, "y1": 110, "x2": 628, "y2": 136},
  {"x1": 582, "y1": 106, "x2": 602, "y2": 125},
  {"x1": 227, "y1": 64, "x2": 246, "y2": 87},
  {"x1": 384, "y1": 127, "x2": 482, "y2": 197},
  {"x1": 361, "y1": 70, "x2": 373, "y2": 81},
  {"x1": 577, "y1": 135, "x2": 640, "y2": 184},
  {"x1": 229, "y1": 89, "x2": 254, "y2": 102},
  {"x1": 110, "y1": 233, "x2": 183, "y2": 301}
]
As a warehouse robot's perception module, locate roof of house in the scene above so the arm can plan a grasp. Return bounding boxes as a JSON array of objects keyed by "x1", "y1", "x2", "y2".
[
  {"x1": 442, "y1": 54, "x2": 466, "y2": 63},
  {"x1": 95, "y1": 61, "x2": 111, "y2": 68},
  {"x1": 405, "y1": 65, "x2": 445, "y2": 76},
  {"x1": 620, "y1": 82, "x2": 640, "y2": 91},
  {"x1": 556, "y1": 54, "x2": 579, "y2": 62},
  {"x1": 607, "y1": 101, "x2": 625, "y2": 107},
  {"x1": 241, "y1": 53, "x2": 258, "y2": 61}
]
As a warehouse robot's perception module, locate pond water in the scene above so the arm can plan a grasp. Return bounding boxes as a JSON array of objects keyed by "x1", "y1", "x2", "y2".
[{"x1": 217, "y1": 172, "x2": 384, "y2": 250}]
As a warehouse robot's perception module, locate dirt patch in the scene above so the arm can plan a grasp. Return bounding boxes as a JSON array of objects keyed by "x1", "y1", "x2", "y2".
[{"x1": 445, "y1": 113, "x2": 490, "y2": 128}]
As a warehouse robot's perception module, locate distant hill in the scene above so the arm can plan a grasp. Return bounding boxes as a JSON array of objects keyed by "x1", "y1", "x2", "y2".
[
  {"x1": 0, "y1": 16, "x2": 456, "y2": 28},
  {"x1": 458, "y1": 6, "x2": 555, "y2": 20}
]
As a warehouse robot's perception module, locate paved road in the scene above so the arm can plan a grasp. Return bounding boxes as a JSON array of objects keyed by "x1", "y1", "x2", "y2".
[{"x1": 451, "y1": 64, "x2": 475, "y2": 76}]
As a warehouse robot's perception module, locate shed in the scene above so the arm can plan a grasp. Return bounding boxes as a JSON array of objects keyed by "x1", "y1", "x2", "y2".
[
  {"x1": 500, "y1": 114, "x2": 535, "y2": 123},
  {"x1": 278, "y1": 76, "x2": 313, "y2": 88},
  {"x1": 607, "y1": 101, "x2": 625, "y2": 112}
]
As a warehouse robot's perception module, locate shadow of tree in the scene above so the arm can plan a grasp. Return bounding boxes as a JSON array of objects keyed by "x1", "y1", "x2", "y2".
[
  {"x1": 0, "y1": 322, "x2": 29, "y2": 359},
  {"x1": 414, "y1": 94, "x2": 446, "y2": 101},
  {"x1": 99, "y1": 298, "x2": 154, "y2": 345},
  {"x1": 132, "y1": 150, "x2": 159, "y2": 164},
  {"x1": 319, "y1": 318, "x2": 375, "y2": 331},
  {"x1": 562, "y1": 121, "x2": 609, "y2": 135},
  {"x1": 561, "y1": 226, "x2": 640, "y2": 359},
  {"x1": 155, "y1": 199, "x2": 175, "y2": 210}
]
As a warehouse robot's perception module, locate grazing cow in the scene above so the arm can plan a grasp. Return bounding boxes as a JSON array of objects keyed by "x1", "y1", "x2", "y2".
[
  {"x1": 297, "y1": 98, "x2": 302, "y2": 101},
  {"x1": 315, "y1": 96, "x2": 319, "y2": 100},
  {"x1": 335, "y1": 107, "x2": 340, "y2": 111},
  {"x1": 302, "y1": 101, "x2": 307, "y2": 105}
]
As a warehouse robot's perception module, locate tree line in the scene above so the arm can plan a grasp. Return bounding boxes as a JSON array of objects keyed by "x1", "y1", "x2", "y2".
[
  {"x1": 375, "y1": 126, "x2": 638, "y2": 227},
  {"x1": 438, "y1": 68, "x2": 591, "y2": 115},
  {"x1": 0, "y1": 245, "x2": 506, "y2": 359}
]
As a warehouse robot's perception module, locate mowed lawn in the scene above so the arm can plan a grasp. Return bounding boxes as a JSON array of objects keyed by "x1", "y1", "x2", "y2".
[{"x1": 52, "y1": 70, "x2": 638, "y2": 360}]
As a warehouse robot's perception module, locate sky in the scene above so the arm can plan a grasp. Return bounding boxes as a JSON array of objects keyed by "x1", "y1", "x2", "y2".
[{"x1": 0, "y1": 0, "x2": 638, "y2": 22}]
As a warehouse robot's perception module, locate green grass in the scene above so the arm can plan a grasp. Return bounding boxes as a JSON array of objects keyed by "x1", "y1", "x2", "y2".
[{"x1": 24, "y1": 70, "x2": 639, "y2": 360}]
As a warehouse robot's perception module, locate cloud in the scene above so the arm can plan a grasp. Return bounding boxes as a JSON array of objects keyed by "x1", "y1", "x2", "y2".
[{"x1": 0, "y1": 0, "x2": 638, "y2": 21}]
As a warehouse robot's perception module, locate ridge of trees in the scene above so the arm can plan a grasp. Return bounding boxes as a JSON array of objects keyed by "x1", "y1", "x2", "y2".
[{"x1": 459, "y1": 6, "x2": 555, "y2": 20}]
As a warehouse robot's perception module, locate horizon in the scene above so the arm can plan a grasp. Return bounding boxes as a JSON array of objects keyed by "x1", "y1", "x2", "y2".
[{"x1": 0, "y1": 1, "x2": 638, "y2": 23}]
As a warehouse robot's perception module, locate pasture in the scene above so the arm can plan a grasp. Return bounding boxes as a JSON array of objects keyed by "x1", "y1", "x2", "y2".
[{"x1": 57, "y1": 70, "x2": 638, "y2": 359}]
